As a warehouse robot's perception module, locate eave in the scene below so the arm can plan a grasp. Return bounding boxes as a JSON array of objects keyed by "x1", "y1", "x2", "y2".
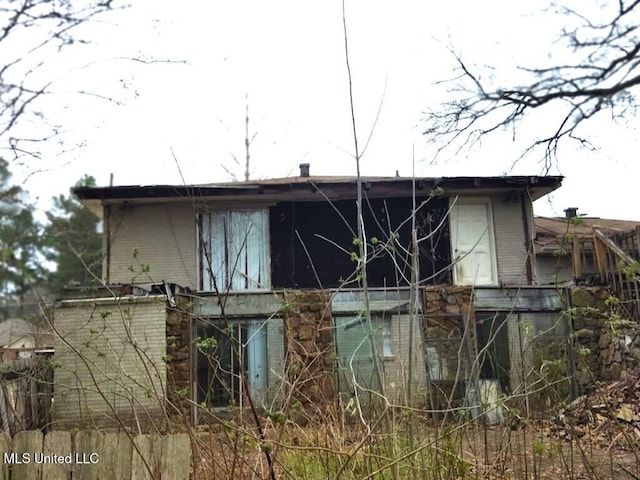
[{"x1": 74, "y1": 175, "x2": 563, "y2": 218}]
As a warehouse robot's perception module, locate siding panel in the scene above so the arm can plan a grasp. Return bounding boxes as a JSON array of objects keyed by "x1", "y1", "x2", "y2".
[
  {"x1": 492, "y1": 197, "x2": 529, "y2": 285},
  {"x1": 108, "y1": 203, "x2": 196, "y2": 288}
]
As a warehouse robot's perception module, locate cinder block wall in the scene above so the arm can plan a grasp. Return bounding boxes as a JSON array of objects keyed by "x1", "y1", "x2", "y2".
[
  {"x1": 53, "y1": 296, "x2": 167, "y2": 429},
  {"x1": 266, "y1": 317, "x2": 286, "y2": 405},
  {"x1": 383, "y1": 313, "x2": 428, "y2": 405}
]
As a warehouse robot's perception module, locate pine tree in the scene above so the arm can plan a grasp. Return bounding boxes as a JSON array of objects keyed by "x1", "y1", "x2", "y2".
[
  {"x1": 0, "y1": 159, "x2": 44, "y2": 320},
  {"x1": 44, "y1": 175, "x2": 102, "y2": 296}
]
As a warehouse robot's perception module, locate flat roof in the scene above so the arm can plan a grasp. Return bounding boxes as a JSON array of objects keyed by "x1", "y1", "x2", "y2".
[{"x1": 75, "y1": 175, "x2": 563, "y2": 214}]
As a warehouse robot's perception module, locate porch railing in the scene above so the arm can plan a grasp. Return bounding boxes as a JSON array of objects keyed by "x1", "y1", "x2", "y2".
[
  {"x1": 612, "y1": 225, "x2": 640, "y2": 262},
  {"x1": 571, "y1": 235, "x2": 596, "y2": 279},
  {"x1": 592, "y1": 228, "x2": 640, "y2": 321}
]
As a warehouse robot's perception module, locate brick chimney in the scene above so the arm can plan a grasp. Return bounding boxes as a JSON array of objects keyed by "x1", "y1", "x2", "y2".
[
  {"x1": 299, "y1": 163, "x2": 310, "y2": 177},
  {"x1": 564, "y1": 207, "x2": 578, "y2": 219}
]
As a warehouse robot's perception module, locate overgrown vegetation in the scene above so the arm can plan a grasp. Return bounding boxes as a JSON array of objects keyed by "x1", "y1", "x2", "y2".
[{"x1": 3, "y1": 3, "x2": 640, "y2": 480}]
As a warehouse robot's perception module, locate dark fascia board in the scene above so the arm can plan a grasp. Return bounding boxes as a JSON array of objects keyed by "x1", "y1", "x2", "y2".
[
  {"x1": 73, "y1": 184, "x2": 263, "y2": 200},
  {"x1": 73, "y1": 175, "x2": 563, "y2": 203}
]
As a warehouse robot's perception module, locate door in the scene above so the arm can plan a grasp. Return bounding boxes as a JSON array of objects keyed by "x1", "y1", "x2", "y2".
[
  {"x1": 450, "y1": 200, "x2": 497, "y2": 286},
  {"x1": 245, "y1": 321, "x2": 268, "y2": 404}
]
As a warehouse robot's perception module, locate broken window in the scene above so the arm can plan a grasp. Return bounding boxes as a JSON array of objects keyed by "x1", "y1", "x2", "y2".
[
  {"x1": 200, "y1": 210, "x2": 270, "y2": 291},
  {"x1": 423, "y1": 314, "x2": 472, "y2": 411},
  {"x1": 195, "y1": 319, "x2": 268, "y2": 408},
  {"x1": 270, "y1": 196, "x2": 451, "y2": 288},
  {"x1": 475, "y1": 312, "x2": 511, "y2": 393}
]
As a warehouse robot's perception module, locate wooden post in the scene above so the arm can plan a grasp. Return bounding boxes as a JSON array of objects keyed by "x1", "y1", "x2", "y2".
[
  {"x1": 572, "y1": 235, "x2": 581, "y2": 278},
  {"x1": 593, "y1": 229, "x2": 605, "y2": 281},
  {"x1": 0, "y1": 431, "x2": 10, "y2": 480},
  {"x1": 43, "y1": 431, "x2": 72, "y2": 480}
]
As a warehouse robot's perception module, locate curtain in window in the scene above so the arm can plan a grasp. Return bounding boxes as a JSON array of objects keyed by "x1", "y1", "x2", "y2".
[{"x1": 202, "y1": 210, "x2": 270, "y2": 290}]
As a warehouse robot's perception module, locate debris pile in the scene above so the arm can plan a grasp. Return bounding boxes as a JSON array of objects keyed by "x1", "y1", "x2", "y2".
[{"x1": 549, "y1": 377, "x2": 640, "y2": 450}]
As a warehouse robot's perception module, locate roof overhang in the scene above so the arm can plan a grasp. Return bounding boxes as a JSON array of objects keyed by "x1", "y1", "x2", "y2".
[{"x1": 74, "y1": 175, "x2": 563, "y2": 218}]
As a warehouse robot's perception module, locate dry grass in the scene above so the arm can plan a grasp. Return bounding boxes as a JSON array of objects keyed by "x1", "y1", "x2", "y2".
[{"x1": 189, "y1": 413, "x2": 640, "y2": 480}]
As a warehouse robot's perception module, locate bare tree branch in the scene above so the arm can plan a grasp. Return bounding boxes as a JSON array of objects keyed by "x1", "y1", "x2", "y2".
[
  {"x1": 424, "y1": 0, "x2": 640, "y2": 170},
  {"x1": 0, "y1": 0, "x2": 124, "y2": 161}
]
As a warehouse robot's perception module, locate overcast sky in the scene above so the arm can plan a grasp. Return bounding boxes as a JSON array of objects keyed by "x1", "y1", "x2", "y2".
[{"x1": 12, "y1": 1, "x2": 640, "y2": 220}]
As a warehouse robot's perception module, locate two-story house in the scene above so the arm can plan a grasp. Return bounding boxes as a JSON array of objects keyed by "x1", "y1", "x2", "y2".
[{"x1": 51, "y1": 168, "x2": 566, "y2": 428}]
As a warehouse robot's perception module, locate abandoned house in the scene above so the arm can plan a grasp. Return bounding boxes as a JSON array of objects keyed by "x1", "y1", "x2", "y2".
[
  {"x1": 535, "y1": 211, "x2": 640, "y2": 285},
  {"x1": 51, "y1": 167, "x2": 572, "y2": 428}
]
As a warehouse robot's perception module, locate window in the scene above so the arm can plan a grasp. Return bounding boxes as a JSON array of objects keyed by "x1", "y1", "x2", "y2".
[
  {"x1": 334, "y1": 315, "x2": 393, "y2": 395},
  {"x1": 200, "y1": 209, "x2": 270, "y2": 290},
  {"x1": 381, "y1": 320, "x2": 394, "y2": 358},
  {"x1": 195, "y1": 319, "x2": 268, "y2": 408}
]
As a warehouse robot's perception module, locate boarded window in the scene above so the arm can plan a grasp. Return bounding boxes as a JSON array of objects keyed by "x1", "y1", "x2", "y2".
[{"x1": 201, "y1": 210, "x2": 270, "y2": 290}]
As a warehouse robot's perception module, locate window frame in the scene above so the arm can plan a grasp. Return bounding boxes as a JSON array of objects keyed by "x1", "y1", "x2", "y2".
[
  {"x1": 194, "y1": 318, "x2": 268, "y2": 410},
  {"x1": 199, "y1": 209, "x2": 271, "y2": 291}
]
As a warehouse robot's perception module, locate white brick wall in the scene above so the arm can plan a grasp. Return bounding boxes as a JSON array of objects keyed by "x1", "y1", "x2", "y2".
[
  {"x1": 266, "y1": 318, "x2": 286, "y2": 405},
  {"x1": 384, "y1": 314, "x2": 427, "y2": 404},
  {"x1": 53, "y1": 296, "x2": 167, "y2": 428},
  {"x1": 107, "y1": 203, "x2": 197, "y2": 288}
]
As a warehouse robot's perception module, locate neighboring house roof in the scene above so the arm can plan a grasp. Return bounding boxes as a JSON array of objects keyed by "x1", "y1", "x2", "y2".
[
  {"x1": 74, "y1": 174, "x2": 563, "y2": 218},
  {"x1": 534, "y1": 216, "x2": 640, "y2": 255},
  {"x1": 0, "y1": 319, "x2": 54, "y2": 349}
]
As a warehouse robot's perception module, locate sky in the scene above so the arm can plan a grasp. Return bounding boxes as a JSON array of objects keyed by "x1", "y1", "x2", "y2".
[{"x1": 9, "y1": 0, "x2": 640, "y2": 220}]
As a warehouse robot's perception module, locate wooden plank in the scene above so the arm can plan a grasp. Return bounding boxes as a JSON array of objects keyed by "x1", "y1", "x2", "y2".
[
  {"x1": 161, "y1": 434, "x2": 190, "y2": 480},
  {"x1": 131, "y1": 434, "x2": 159, "y2": 480},
  {"x1": 572, "y1": 235, "x2": 581, "y2": 278},
  {"x1": 0, "y1": 431, "x2": 11, "y2": 480},
  {"x1": 12, "y1": 430, "x2": 43, "y2": 480},
  {"x1": 594, "y1": 229, "x2": 637, "y2": 265},
  {"x1": 593, "y1": 231, "x2": 605, "y2": 280},
  {"x1": 0, "y1": 384, "x2": 9, "y2": 433},
  {"x1": 100, "y1": 432, "x2": 133, "y2": 480},
  {"x1": 42, "y1": 431, "x2": 72, "y2": 480},
  {"x1": 73, "y1": 431, "x2": 103, "y2": 480}
]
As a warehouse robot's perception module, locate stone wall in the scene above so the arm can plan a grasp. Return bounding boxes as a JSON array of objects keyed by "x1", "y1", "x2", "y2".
[
  {"x1": 282, "y1": 290, "x2": 335, "y2": 405},
  {"x1": 166, "y1": 295, "x2": 192, "y2": 421},
  {"x1": 424, "y1": 285, "x2": 473, "y2": 318},
  {"x1": 572, "y1": 287, "x2": 640, "y2": 391}
]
